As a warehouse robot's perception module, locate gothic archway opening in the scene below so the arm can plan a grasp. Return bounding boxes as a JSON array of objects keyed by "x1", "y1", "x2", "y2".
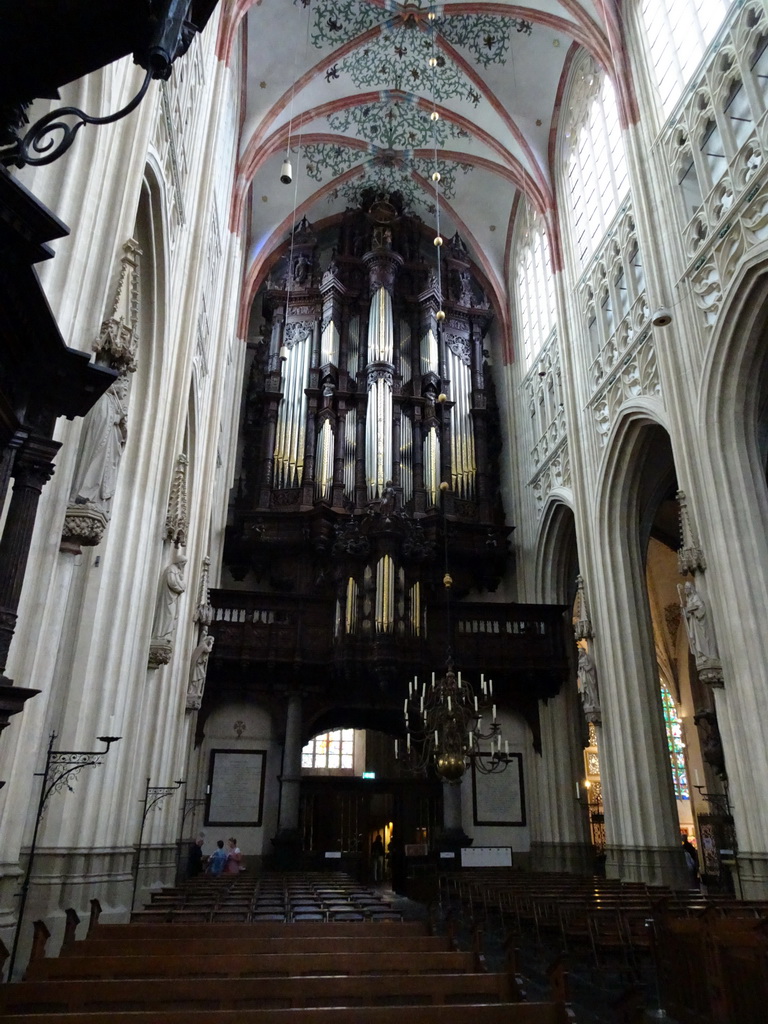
[
  {"x1": 532, "y1": 501, "x2": 594, "y2": 875},
  {"x1": 637, "y1": 427, "x2": 727, "y2": 887}
]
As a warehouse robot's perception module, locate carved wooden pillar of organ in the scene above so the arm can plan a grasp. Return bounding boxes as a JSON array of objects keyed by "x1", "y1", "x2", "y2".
[
  {"x1": 0, "y1": 435, "x2": 59, "y2": 675},
  {"x1": 310, "y1": 317, "x2": 321, "y2": 369},
  {"x1": 355, "y1": 394, "x2": 367, "y2": 510},
  {"x1": 301, "y1": 390, "x2": 319, "y2": 507},
  {"x1": 320, "y1": 272, "x2": 345, "y2": 368},
  {"x1": 391, "y1": 398, "x2": 401, "y2": 493},
  {"x1": 259, "y1": 400, "x2": 280, "y2": 507},
  {"x1": 268, "y1": 310, "x2": 282, "y2": 371},
  {"x1": 412, "y1": 404, "x2": 426, "y2": 515},
  {"x1": 332, "y1": 401, "x2": 348, "y2": 509}
]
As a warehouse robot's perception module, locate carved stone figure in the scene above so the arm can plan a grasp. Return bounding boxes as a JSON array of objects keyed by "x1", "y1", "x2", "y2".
[
  {"x1": 680, "y1": 582, "x2": 715, "y2": 661},
  {"x1": 379, "y1": 481, "x2": 396, "y2": 517},
  {"x1": 187, "y1": 633, "x2": 214, "y2": 710},
  {"x1": 458, "y1": 269, "x2": 473, "y2": 306},
  {"x1": 152, "y1": 557, "x2": 188, "y2": 642},
  {"x1": 694, "y1": 708, "x2": 727, "y2": 779},
  {"x1": 292, "y1": 253, "x2": 310, "y2": 287},
  {"x1": 69, "y1": 374, "x2": 129, "y2": 513},
  {"x1": 577, "y1": 647, "x2": 601, "y2": 723},
  {"x1": 679, "y1": 581, "x2": 724, "y2": 686}
]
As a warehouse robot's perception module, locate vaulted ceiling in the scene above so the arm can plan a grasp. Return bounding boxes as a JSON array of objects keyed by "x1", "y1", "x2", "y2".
[{"x1": 226, "y1": 0, "x2": 623, "y2": 343}]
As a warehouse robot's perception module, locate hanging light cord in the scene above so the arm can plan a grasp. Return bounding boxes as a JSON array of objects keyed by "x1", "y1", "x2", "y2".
[
  {"x1": 428, "y1": 5, "x2": 444, "y2": 313},
  {"x1": 282, "y1": 6, "x2": 312, "y2": 341}
]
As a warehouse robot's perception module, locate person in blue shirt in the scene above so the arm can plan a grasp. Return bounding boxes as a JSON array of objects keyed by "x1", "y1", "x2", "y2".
[{"x1": 206, "y1": 839, "x2": 228, "y2": 876}]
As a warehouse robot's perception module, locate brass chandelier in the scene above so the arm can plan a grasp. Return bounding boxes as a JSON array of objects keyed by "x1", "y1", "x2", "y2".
[
  {"x1": 398, "y1": 651, "x2": 511, "y2": 782},
  {"x1": 397, "y1": 559, "x2": 511, "y2": 782}
]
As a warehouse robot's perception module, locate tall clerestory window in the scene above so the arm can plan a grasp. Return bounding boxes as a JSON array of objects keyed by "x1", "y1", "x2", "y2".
[
  {"x1": 661, "y1": 685, "x2": 690, "y2": 800},
  {"x1": 564, "y1": 59, "x2": 629, "y2": 267},
  {"x1": 640, "y1": 0, "x2": 734, "y2": 119},
  {"x1": 515, "y1": 202, "x2": 557, "y2": 369}
]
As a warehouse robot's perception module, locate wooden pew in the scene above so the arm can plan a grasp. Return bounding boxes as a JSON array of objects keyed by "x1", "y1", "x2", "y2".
[
  {"x1": 24, "y1": 949, "x2": 479, "y2": 981},
  {"x1": 0, "y1": 970, "x2": 516, "y2": 1013},
  {"x1": 92, "y1": 919, "x2": 427, "y2": 940},
  {"x1": 61, "y1": 933, "x2": 450, "y2": 958},
  {"x1": 0, "y1": 1006, "x2": 573, "y2": 1024},
  {"x1": 654, "y1": 910, "x2": 768, "y2": 1024}
]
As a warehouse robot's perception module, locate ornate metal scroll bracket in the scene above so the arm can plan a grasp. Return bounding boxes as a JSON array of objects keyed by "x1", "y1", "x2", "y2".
[
  {"x1": 131, "y1": 776, "x2": 185, "y2": 911},
  {"x1": 1, "y1": 70, "x2": 153, "y2": 169}
]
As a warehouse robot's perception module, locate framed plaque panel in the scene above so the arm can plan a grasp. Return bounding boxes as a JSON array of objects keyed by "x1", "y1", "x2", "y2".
[
  {"x1": 205, "y1": 749, "x2": 266, "y2": 827},
  {"x1": 471, "y1": 752, "x2": 526, "y2": 827}
]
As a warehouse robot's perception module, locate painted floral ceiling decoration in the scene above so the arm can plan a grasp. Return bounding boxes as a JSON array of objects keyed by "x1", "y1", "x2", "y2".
[
  {"x1": 314, "y1": 148, "x2": 473, "y2": 213},
  {"x1": 301, "y1": 88, "x2": 473, "y2": 212},
  {"x1": 242, "y1": 0, "x2": 610, "y2": 324},
  {"x1": 286, "y1": 1, "x2": 534, "y2": 215},
  {"x1": 301, "y1": 0, "x2": 532, "y2": 105},
  {"x1": 326, "y1": 94, "x2": 470, "y2": 150}
]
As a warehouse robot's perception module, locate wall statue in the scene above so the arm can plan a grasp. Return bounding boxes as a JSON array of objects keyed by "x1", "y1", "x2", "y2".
[
  {"x1": 678, "y1": 581, "x2": 723, "y2": 685},
  {"x1": 577, "y1": 646, "x2": 601, "y2": 723},
  {"x1": 152, "y1": 557, "x2": 188, "y2": 642},
  {"x1": 187, "y1": 632, "x2": 214, "y2": 710},
  {"x1": 69, "y1": 374, "x2": 129, "y2": 514}
]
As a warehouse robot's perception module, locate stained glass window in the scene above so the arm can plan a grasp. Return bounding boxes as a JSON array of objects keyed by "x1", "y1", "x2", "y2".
[
  {"x1": 661, "y1": 685, "x2": 689, "y2": 800},
  {"x1": 302, "y1": 729, "x2": 355, "y2": 770}
]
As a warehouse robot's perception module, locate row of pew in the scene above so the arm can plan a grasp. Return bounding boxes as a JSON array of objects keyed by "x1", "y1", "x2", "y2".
[
  {"x1": 132, "y1": 872, "x2": 402, "y2": 923},
  {"x1": 0, "y1": 873, "x2": 576, "y2": 1023},
  {"x1": 439, "y1": 867, "x2": 768, "y2": 1024}
]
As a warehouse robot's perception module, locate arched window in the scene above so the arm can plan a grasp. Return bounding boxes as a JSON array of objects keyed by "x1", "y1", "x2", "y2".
[
  {"x1": 564, "y1": 62, "x2": 629, "y2": 267},
  {"x1": 660, "y1": 685, "x2": 690, "y2": 800},
  {"x1": 640, "y1": 0, "x2": 734, "y2": 118},
  {"x1": 302, "y1": 729, "x2": 356, "y2": 770},
  {"x1": 514, "y1": 202, "x2": 557, "y2": 368}
]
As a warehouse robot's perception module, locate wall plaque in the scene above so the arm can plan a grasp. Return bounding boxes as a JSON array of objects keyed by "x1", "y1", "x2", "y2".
[
  {"x1": 471, "y1": 752, "x2": 525, "y2": 826},
  {"x1": 205, "y1": 748, "x2": 266, "y2": 827}
]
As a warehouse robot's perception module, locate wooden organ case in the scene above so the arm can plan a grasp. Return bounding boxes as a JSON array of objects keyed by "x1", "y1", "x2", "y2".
[{"x1": 206, "y1": 196, "x2": 568, "y2": 754}]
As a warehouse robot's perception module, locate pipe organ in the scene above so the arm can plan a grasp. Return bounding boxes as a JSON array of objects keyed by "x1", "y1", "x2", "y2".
[{"x1": 226, "y1": 195, "x2": 513, "y2": 690}]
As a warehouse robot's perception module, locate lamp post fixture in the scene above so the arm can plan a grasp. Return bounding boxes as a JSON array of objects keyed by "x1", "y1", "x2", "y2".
[
  {"x1": 131, "y1": 777, "x2": 185, "y2": 912},
  {"x1": 176, "y1": 796, "x2": 206, "y2": 883},
  {"x1": 6, "y1": 731, "x2": 120, "y2": 981}
]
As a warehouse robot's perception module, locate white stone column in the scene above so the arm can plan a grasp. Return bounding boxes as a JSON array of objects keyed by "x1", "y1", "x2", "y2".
[
  {"x1": 530, "y1": 685, "x2": 593, "y2": 874},
  {"x1": 273, "y1": 690, "x2": 303, "y2": 866}
]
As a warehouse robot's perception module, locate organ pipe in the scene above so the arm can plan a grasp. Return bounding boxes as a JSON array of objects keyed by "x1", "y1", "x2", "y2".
[
  {"x1": 400, "y1": 320, "x2": 412, "y2": 383},
  {"x1": 366, "y1": 375, "x2": 393, "y2": 500},
  {"x1": 400, "y1": 412, "x2": 413, "y2": 506},
  {"x1": 369, "y1": 287, "x2": 393, "y2": 362},
  {"x1": 343, "y1": 412, "x2": 356, "y2": 500},
  {"x1": 410, "y1": 581, "x2": 421, "y2": 636},
  {"x1": 321, "y1": 319, "x2": 339, "y2": 365},
  {"x1": 423, "y1": 425, "x2": 440, "y2": 506},
  {"x1": 315, "y1": 418, "x2": 334, "y2": 501},
  {"x1": 448, "y1": 347, "x2": 475, "y2": 499},
  {"x1": 347, "y1": 316, "x2": 360, "y2": 377},
  {"x1": 274, "y1": 332, "x2": 311, "y2": 488},
  {"x1": 375, "y1": 554, "x2": 394, "y2": 633},
  {"x1": 345, "y1": 577, "x2": 358, "y2": 634},
  {"x1": 421, "y1": 327, "x2": 439, "y2": 375}
]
